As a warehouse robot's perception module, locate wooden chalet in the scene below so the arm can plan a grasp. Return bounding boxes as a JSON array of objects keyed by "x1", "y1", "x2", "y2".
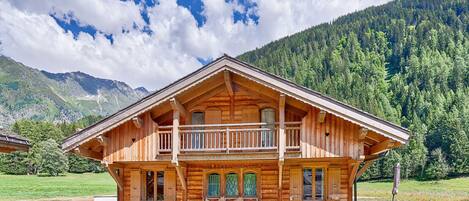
[
  {"x1": 0, "y1": 128, "x2": 30, "y2": 153},
  {"x1": 62, "y1": 55, "x2": 409, "y2": 201}
]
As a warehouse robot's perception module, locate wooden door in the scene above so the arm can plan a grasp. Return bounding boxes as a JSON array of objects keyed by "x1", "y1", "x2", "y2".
[
  {"x1": 289, "y1": 168, "x2": 302, "y2": 201},
  {"x1": 328, "y1": 168, "x2": 341, "y2": 201},
  {"x1": 164, "y1": 170, "x2": 177, "y2": 201},
  {"x1": 130, "y1": 169, "x2": 141, "y2": 201}
]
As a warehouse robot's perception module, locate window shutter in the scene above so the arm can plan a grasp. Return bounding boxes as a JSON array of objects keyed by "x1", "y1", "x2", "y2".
[
  {"x1": 130, "y1": 169, "x2": 141, "y2": 201},
  {"x1": 289, "y1": 168, "x2": 302, "y2": 201}
]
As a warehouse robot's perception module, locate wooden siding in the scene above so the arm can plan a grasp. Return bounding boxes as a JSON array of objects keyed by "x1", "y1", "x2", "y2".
[
  {"x1": 301, "y1": 107, "x2": 369, "y2": 159},
  {"x1": 104, "y1": 112, "x2": 157, "y2": 163}
]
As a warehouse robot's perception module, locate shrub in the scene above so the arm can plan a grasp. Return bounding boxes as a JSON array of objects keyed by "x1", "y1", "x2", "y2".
[{"x1": 0, "y1": 152, "x2": 29, "y2": 175}]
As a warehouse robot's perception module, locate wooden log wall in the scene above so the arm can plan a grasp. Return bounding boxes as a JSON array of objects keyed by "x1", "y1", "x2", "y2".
[{"x1": 118, "y1": 160, "x2": 351, "y2": 201}]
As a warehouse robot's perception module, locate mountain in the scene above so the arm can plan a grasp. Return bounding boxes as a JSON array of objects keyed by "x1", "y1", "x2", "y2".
[
  {"x1": 238, "y1": 0, "x2": 469, "y2": 179},
  {"x1": 0, "y1": 56, "x2": 149, "y2": 127}
]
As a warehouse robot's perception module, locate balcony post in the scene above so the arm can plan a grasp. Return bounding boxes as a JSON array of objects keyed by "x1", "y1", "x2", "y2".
[
  {"x1": 226, "y1": 127, "x2": 230, "y2": 153},
  {"x1": 279, "y1": 94, "x2": 286, "y2": 160},
  {"x1": 171, "y1": 110, "x2": 180, "y2": 163}
]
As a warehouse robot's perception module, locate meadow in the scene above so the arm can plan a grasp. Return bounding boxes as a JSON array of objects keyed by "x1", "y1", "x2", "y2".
[
  {"x1": 0, "y1": 173, "x2": 115, "y2": 201},
  {"x1": 0, "y1": 173, "x2": 468, "y2": 201}
]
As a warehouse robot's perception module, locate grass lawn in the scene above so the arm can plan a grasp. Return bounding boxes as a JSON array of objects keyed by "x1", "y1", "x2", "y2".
[
  {"x1": 0, "y1": 173, "x2": 116, "y2": 201},
  {"x1": 358, "y1": 177, "x2": 469, "y2": 201}
]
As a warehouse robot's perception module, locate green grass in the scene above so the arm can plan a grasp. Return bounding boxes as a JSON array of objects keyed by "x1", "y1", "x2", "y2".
[
  {"x1": 358, "y1": 177, "x2": 469, "y2": 201},
  {"x1": 0, "y1": 173, "x2": 468, "y2": 201},
  {"x1": 0, "y1": 173, "x2": 116, "y2": 201}
]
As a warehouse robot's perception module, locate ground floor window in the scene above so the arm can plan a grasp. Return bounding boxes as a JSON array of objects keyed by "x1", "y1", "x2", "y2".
[
  {"x1": 205, "y1": 170, "x2": 258, "y2": 199},
  {"x1": 145, "y1": 171, "x2": 164, "y2": 201},
  {"x1": 225, "y1": 173, "x2": 239, "y2": 197},
  {"x1": 243, "y1": 173, "x2": 257, "y2": 197},
  {"x1": 303, "y1": 168, "x2": 324, "y2": 201},
  {"x1": 208, "y1": 173, "x2": 221, "y2": 197}
]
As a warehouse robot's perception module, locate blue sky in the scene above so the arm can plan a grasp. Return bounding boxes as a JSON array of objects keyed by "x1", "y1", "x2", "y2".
[{"x1": 0, "y1": 0, "x2": 390, "y2": 89}]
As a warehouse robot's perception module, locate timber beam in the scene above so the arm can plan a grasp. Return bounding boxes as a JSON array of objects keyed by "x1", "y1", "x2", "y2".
[
  {"x1": 318, "y1": 110, "x2": 326, "y2": 123},
  {"x1": 356, "y1": 160, "x2": 374, "y2": 179},
  {"x1": 173, "y1": 163, "x2": 187, "y2": 190},
  {"x1": 279, "y1": 94, "x2": 286, "y2": 160},
  {"x1": 96, "y1": 136, "x2": 109, "y2": 147},
  {"x1": 359, "y1": 128, "x2": 368, "y2": 140},
  {"x1": 170, "y1": 98, "x2": 187, "y2": 118},
  {"x1": 349, "y1": 162, "x2": 360, "y2": 186},
  {"x1": 224, "y1": 70, "x2": 234, "y2": 97},
  {"x1": 370, "y1": 139, "x2": 395, "y2": 155},
  {"x1": 106, "y1": 163, "x2": 124, "y2": 190},
  {"x1": 278, "y1": 159, "x2": 284, "y2": 194},
  {"x1": 132, "y1": 116, "x2": 143, "y2": 128},
  {"x1": 74, "y1": 147, "x2": 102, "y2": 161}
]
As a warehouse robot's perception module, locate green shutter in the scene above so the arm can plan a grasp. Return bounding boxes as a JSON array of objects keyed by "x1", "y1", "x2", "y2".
[
  {"x1": 208, "y1": 174, "x2": 220, "y2": 197},
  {"x1": 244, "y1": 173, "x2": 257, "y2": 197},
  {"x1": 226, "y1": 173, "x2": 239, "y2": 197}
]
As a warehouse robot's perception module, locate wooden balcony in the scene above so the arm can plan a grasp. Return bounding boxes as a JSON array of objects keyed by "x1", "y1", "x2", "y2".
[{"x1": 157, "y1": 122, "x2": 301, "y2": 154}]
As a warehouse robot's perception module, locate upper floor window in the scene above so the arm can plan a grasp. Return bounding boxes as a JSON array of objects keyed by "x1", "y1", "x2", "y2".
[{"x1": 208, "y1": 173, "x2": 220, "y2": 197}]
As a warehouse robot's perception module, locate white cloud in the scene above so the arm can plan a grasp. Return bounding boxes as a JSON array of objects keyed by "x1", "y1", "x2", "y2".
[{"x1": 0, "y1": 0, "x2": 391, "y2": 90}]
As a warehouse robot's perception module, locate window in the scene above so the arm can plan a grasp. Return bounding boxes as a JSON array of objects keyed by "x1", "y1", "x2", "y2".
[
  {"x1": 208, "y1": 173, "x2": 220, "y2": 197},
  {"x1": 303, "y1": 168, "x2": 324, "y2": 201},
  {"x1": 144, "y1": 171, "x2": 165, "y2": 201},
  {"x1": 260, "y1": 108, "x2": 275, "y2": 147},
  {"x1": 156, "y1": 171, "x2": 164, "y2": 201},
  {"x1": 225, "y1": 173, "x2": 239, "y2": 197},
  {"x1": 243, "y1": 173, "x2": 257, "y2": 197},
  {"x1": 315, "y1": 169, "x2": 324, "y2": 200},
  {"x1": 145, "y1": 171, "x2": 155, "y2": 201},
  {"x1": 191, "y1": 112, "x2": 205, "y2": 149},
  {"x1": 303, "y1": 168, "x2": 312, "y2": 200}
]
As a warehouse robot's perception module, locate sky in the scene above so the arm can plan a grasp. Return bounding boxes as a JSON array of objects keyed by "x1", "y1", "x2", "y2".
[{"x1": 0, "y1": 0, "x2": 391, "y2": 90}]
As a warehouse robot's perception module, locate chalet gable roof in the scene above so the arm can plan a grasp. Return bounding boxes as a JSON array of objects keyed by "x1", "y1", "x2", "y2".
[
  {"x1": 0, "y1": 128, "x2": 30, "y2": 152},
  {"x1": 62, "y1": 55, "x2": 410, "y2": 151}
]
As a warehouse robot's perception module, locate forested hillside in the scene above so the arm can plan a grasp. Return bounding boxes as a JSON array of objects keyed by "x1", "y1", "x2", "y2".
[{"x1": 238, "y1": 0, "x2": 469, "y2": 180}]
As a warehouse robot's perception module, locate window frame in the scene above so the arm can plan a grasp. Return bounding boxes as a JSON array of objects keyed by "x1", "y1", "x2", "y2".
[
  {"x1": 207, "y1": 173, "x2": 221, "y2": 198},
  {"x1": 141, "y1": 168, "x2": 166, "y2": 201},
  {"x1": 225, "y1": 172, "x2": 240, "y2": 197},
  {"x1": 203, "y1": 168, "x2": 259, "y2": 199},
  {"x1": 301, "y1": 165, "x2": 327, "y2": 201},
  {"x1": 243, "y1": 172, "x2": 258, "y2": 197}
]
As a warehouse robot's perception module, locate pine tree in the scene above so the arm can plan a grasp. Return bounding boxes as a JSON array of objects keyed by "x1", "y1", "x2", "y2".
[{"x1": 425, "y1": 148, "x2": 449, "y2": 180}]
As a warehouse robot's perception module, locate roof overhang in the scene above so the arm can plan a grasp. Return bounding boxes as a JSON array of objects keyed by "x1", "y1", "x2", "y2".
[
  {"x1": 62, "y1": 55, "x2": 410, "y2": 152},
  {"x1": 0, "y1": 133, "x2": 30, "y2": 153}
]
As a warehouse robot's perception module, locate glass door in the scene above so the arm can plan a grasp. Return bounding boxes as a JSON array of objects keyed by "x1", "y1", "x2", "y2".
[
  {"x1": 260, "y1": 108, "x2": 275, "y2": 147},
  {"x1": 191, "y1": 112, "x2": 205, "y2": 149}
]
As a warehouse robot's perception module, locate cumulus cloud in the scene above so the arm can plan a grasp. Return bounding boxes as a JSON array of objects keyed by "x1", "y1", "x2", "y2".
[{"x1": 0, "y1": 0, "x2": 390, "y2": 90}]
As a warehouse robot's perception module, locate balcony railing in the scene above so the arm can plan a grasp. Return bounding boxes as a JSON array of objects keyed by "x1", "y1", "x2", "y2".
[{"x1": 157, "y1": 122, "x2": 301, "y2": 153}]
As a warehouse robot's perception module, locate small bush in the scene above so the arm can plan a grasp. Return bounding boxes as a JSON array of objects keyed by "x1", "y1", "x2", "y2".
[{"x1": 0, "y1": 152, "x2": 29, "y2": 175}]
